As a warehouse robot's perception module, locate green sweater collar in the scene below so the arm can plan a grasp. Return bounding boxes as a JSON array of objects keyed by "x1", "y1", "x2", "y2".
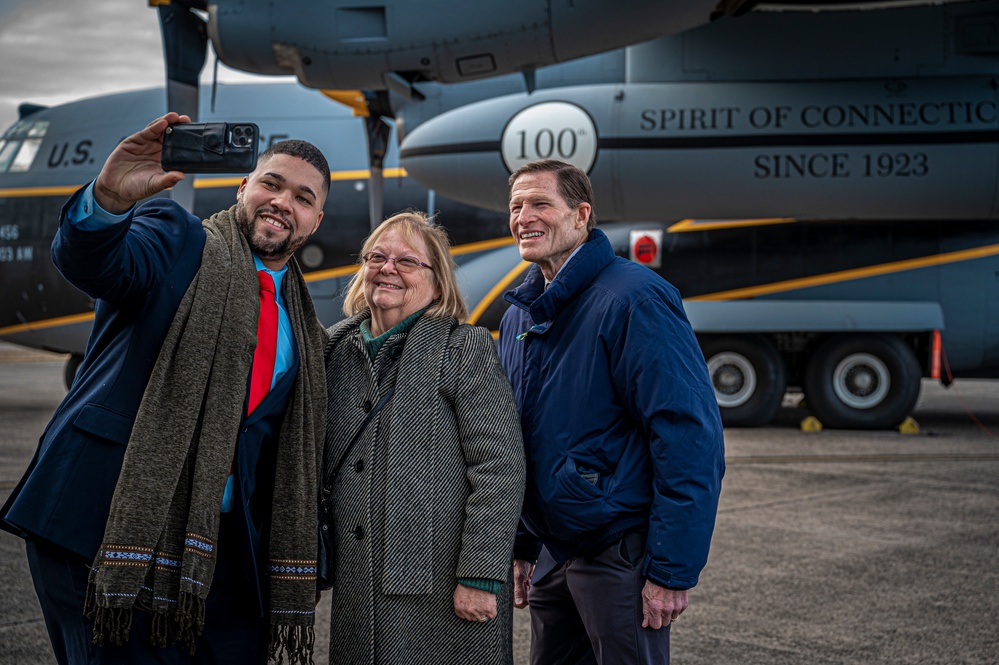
[{"x1": 360, "y1": 308, "x2": 428, "y2": 360}]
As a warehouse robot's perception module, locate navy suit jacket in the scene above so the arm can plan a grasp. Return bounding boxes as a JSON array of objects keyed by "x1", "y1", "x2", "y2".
[{"x1": 1, "y1": 189, "x2": 296, "y2": 613}]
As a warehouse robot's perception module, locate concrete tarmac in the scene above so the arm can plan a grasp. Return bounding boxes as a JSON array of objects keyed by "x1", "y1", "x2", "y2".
[{"x1": 1, "y1": 343, "x2": 997, "y2": 664}]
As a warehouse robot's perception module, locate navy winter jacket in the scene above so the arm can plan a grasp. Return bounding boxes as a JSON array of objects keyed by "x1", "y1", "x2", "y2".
[{"x1": 498, "y1": 229, "x2": 725, "y2": 590}]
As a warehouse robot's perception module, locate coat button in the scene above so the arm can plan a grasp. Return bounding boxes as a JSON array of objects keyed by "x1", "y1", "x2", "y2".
[
  {"x1": 353, "y1": 525, "x2": 365, "y2": 540},
  {"x1": 354, "y1": 459, "x2": 364, "y2": 472},
  {"x1": 363, "y1": 400, "x2": 372, "y2": 412}
]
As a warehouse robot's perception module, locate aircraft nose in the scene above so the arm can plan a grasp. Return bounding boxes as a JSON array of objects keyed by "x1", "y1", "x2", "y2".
[{"x1": 400, "y1": 98, "x2": 523, "y2": 214}]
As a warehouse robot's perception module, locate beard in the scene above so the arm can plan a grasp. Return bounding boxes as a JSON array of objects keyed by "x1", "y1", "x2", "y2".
[{"x1": 235, "y1": 200, "x2": 309, "y2": 263}]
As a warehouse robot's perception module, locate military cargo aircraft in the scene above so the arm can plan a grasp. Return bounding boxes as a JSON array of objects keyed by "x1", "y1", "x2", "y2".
[
  {"x1": 391, "y1": 0, "x2": 999, "y2": 429},
  {"x1": 0, "y1": 83, "x2": 515, "y2": 382},
  {"x1": 4, "y1": 0, "x2": 999, "y2": 430}
]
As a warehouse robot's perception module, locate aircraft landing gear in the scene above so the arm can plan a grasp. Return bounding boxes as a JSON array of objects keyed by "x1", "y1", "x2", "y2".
[
  {"x1": 702, "y1": 334, "x2": 786, "y2": 427},
  {"x1": 803, "y1": 334, "x2": 921, "y2": 430}
]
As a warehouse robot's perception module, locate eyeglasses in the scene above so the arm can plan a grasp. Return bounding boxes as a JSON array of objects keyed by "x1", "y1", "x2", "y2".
[{"x1": 362, "y1": 252, "x2": 432, "y2": 273}]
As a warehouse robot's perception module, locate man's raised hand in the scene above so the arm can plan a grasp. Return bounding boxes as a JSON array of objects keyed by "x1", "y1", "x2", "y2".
[{"x1": 93, "y1": 112, "x2": 191, "y2": 214}]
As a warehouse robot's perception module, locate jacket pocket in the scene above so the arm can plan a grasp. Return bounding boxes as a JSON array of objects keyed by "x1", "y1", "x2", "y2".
[
  {"x1": 539, "y1": 456, "x2": 611, "y2": 541},
  {"x1": 73, "y1": 404, "x2": 135, "y2": 446}
]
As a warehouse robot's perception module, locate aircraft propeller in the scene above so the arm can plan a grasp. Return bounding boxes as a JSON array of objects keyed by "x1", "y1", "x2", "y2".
[
  {"x1": 154, "y1": 0, "x2": 209, "y2": 210},
  {"x1": 153, "y1": 0, "x2": 401, "y2": 231}
]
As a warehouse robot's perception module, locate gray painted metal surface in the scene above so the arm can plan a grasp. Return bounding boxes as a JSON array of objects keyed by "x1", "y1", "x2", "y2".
[
  {"x1": 400, "y1": 1, "x2": 999, "y2": 221},
  {"x1": 685, "y1": 300, "x2": 945, "y2": 332}
]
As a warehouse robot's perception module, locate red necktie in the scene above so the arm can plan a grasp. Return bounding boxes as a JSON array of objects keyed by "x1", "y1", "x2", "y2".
[{"x1": 248, "y1": 271, "x2": 278, "y2": 414}]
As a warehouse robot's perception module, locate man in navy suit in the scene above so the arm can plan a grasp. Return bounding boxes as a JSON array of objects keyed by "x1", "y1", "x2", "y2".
[{"x1": 0, "y1": 113, "x2": 330, "y2": 664}]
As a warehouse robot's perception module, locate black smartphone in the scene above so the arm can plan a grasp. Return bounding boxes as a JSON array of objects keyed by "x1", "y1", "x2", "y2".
[{"x1": 161, "y1": 122, "x2": 259, "y2": 173}]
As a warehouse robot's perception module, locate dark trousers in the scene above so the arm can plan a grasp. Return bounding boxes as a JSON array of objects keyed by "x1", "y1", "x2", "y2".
[
  {"x1": 25, "y1": 516, "x2": 267, "y2": 665},
  {"x1": 529, "y1": 531, "x2": 670, "y2": 665}
]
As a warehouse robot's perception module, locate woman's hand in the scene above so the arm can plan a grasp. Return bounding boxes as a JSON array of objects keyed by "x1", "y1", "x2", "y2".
[{"x1": 453, "y1": 584, "x2": 498, "y2": 623}]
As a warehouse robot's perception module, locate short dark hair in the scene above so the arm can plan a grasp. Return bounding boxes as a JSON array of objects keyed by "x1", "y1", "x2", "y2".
[
  {"x1": 508, "y1": 159, "x2": 596, "y2": 230},
  {"x1": 259, "y1": 139, "x2": 331, "y2": 196}
]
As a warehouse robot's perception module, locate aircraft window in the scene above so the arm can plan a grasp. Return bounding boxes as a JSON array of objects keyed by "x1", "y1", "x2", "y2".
[
  {"x1": 9, "y1": 138, "x2": 42, "y2": 172},
  {"x1": 0, "y1": 141, "x2": 18, "y2": 172},
  {"x1": 27, "y1": 121, "x2": 49, "y2": 138},
  {"x1": 2, "y1": 119, "x2": 31, "y2": 140}
]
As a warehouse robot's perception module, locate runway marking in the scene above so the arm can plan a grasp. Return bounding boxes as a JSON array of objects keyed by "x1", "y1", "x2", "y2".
[{"x1": 727, "y1": 453, "x2": 999, "y2": 464}]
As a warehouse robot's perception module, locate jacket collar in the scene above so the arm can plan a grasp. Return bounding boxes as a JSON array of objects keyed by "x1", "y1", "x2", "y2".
[{"x1": 504, "y1": 228, "x2": 616, "y2": 325}]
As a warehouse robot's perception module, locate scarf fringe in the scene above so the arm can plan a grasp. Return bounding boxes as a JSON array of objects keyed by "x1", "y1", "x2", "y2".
[
  {"x1": 84, "y1": 581, "x2": 133, "y2": 647},
  {"x1": 175, "y1": 591, "x2": 206, "y2": 654},
  {"x1": 84, "y1": 583, "x2": 205, "y2": 653},
  {"x1": 268, "y1": 623, "x2": 316, "y2": 665}
]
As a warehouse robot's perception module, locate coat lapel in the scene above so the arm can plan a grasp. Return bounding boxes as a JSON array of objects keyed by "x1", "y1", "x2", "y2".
[{"x1": 382, "y1": 315, "x2": 454, "y2": 594}]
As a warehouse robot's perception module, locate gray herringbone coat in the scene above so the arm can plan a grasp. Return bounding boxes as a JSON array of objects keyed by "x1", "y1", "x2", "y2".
[{"x1": 323, "y1": 311, "x2": 526, "y2": 665}]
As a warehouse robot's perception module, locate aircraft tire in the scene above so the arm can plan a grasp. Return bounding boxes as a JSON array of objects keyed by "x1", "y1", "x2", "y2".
[
  {"x1": 64, "y1": 354, "x2": 82, "y2": 391},
  {"x1": 701, "y1": 334, "x2": 786, "y2": 427},
  {"x1": 804, "y1": 334, "x2": 921, "y2": 430}
]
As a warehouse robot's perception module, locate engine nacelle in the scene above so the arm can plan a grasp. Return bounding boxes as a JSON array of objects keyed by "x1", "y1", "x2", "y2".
[{"x1": 206, "y1": 0, "x2": 717, "y2": 90}]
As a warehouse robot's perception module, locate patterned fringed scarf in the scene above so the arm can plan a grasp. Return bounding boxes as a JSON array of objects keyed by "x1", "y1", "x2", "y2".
[{"x1": 84, "y1": 205, "x2": 326, "y2": 664}]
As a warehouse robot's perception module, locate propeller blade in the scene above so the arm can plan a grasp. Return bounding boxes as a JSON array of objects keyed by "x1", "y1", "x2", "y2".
[{"x1": 155, "y1": 0, "x2": 208, "y2": 210}]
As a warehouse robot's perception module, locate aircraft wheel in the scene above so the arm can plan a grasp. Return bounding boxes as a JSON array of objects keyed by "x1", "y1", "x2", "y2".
[
  {"x1": 804, "y1": 334, "x2": 921, "y2": 429},
  {"x1": 702, "y1": 335, "x2": 786, "y2": 427},
  {"x1": 64, "y1": 354, "x2": 82, "y2": 390}
]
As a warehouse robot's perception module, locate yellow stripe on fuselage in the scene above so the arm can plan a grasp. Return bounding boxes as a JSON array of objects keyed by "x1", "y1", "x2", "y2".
[
  {"x1": 8, "y1": 241, "x2": 999, "y2": 336},
  {"x1": 7, "y1": 244, "x2": 998, "y2": 337},
  {"x1": 0, "y1": 312, "x2": 96, "y2": 336},
  {"x1": 0, "y1": 168, "x2": 410, "y2": 198},
  {"x1": 0, "y1": 237, "x2": 515, "y2": 335},
  {"x1": 451, "y1": 237, "x2": 516, "y2": 255},
  {"x1": 689, "y1": 243, "x2": 999, "y2": 301},
  {"x1": 467, "y1": 260, "x2": 532, "y2": 325},
  {"x1": 667, "y1": 218, "x2": 797, "y2": 233},
  {"x1": 0, "y1": 185, "x2": 83, "y2": 198}
]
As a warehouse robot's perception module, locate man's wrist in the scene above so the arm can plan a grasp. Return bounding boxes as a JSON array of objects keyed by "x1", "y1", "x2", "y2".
[
  {"x1": 645, "y1": 578, "x2": 684, "y2": 591},
  {"x1": 93, "y1": 178, "x2": 133, "y2": 215}
]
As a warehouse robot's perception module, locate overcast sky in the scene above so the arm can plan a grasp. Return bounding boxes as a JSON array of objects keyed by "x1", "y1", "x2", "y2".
[{"x1": 0, "y1": 0, "x2": 280, "y2": 132}]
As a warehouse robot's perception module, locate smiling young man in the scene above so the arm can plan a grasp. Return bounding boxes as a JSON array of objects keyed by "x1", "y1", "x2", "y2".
[
  {"x1": 1, "y1": 113, "x2": 330, "y2": 664},
  {"x1": 498, "y1": 159, "x2": 726, "y2": 665}
]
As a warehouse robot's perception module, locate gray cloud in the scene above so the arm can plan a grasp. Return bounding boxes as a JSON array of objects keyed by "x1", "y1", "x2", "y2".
[
  {"x1": 0, "y1": 0, "x2": 163, "y2": 130},
  {"x1": 0, "y1": 0, "x2": 278, "y2": 132}
]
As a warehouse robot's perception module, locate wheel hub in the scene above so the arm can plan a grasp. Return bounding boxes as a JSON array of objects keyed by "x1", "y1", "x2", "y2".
[
  {"x1": 708, "y1": 352, "x2": 757, "y2": 408},
  {"x1": 833, "y1": 353, "x2": 890, "y2": 409}
]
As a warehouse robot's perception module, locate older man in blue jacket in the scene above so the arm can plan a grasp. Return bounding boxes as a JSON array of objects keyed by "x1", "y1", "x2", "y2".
[{"x1": 498, "y1": 159, "x2": 725, "y2": 664}]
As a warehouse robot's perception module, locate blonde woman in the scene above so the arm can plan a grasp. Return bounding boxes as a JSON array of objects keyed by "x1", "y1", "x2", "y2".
[{"x1": 322, "y1": 211, "x2": 525, "y2": 664}]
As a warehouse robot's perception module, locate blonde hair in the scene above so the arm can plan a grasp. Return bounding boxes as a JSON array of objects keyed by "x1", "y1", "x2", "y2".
[{"x1": 342, "y1": 210, "x2": 468, "y2": 322}]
